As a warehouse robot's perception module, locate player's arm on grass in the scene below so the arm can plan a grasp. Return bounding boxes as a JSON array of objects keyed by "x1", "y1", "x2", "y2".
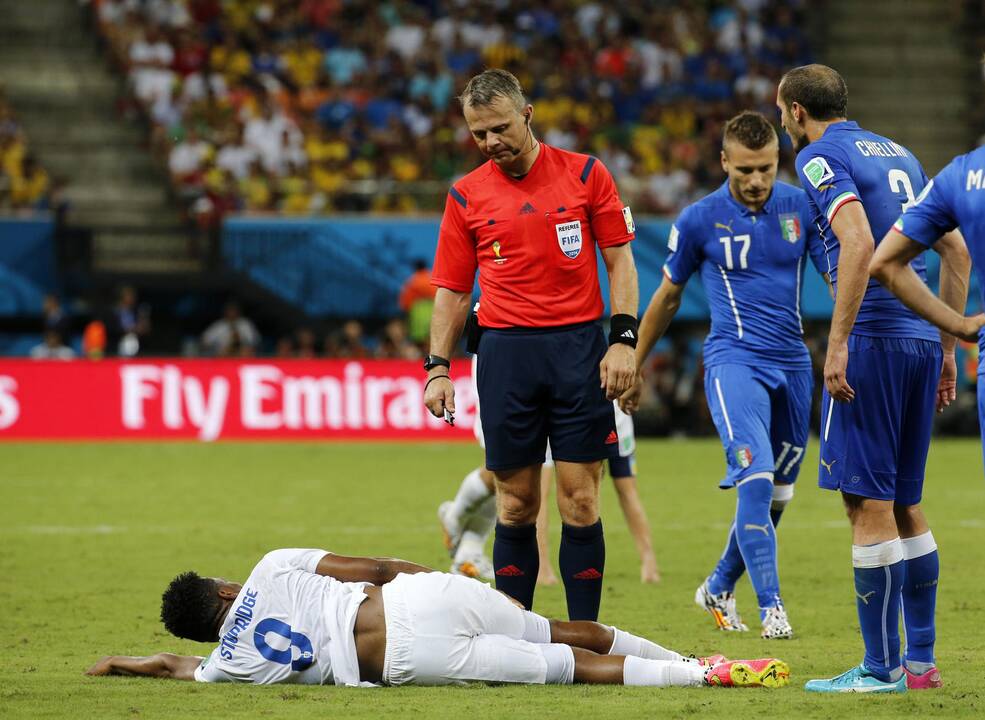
[
  {"x1": 85, "y1": 653, "x2": 201, "y2": 680},
  {"x1": 825, "y1": 201, "x2": 874, "y2": 402},
  {"x1": 619, "y1": 275, "x2": 684, "y2": 414},
  {"x1": 599, "y1": 242, "x2": 640, "y2": 399},
  {"x1": 315, "y1": 553, "x2": 434, "y2": 584}
]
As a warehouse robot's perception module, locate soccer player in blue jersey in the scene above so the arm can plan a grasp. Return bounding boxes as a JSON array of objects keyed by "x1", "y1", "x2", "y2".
[
  {"x1": 871, "y1": 147, "x2": 985, "y2": 471},
  {"x1": 621, "y1": 110, "x2": 825, "y2": 640},
  {"x1": 777, "y1": 64, "x2": 971, "y2": 693}
]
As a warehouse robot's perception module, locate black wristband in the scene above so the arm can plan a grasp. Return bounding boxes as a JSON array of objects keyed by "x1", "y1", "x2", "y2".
[
  {"x1": 608, "y1": 314, "x2": 639, "y2": 348},
  {"x1": 423, "y1": 354, "x2": 451, "y2": 372},
  {"x1": 424, "y1": 374, "x2": 452, "y2": 393}
]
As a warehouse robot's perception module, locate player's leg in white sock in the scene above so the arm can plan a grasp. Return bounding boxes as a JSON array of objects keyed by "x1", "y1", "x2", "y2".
[
  {"x1": 453, "y1": 495, "x2": 497, "y2": 578},
  {"x1": 450, "y1": 467, "x2": 495, "y2": 521},
  {"x1": 620, "y1": 655, "x2": 706, "y2": 687}
]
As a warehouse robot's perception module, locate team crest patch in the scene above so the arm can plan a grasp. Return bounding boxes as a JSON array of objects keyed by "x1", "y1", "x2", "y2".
[
  {"x1": 622, "y1": 205, "x2": 636, "y2": 234},
  {"x1": 802, "y1": 157, "x2": 834, "y2": 189},
  {"x1": 556, "y1": 219, "x2": 583, "y2": 258},
  {"x1": 779, "y1": 213, "x2": 801, "y2": 243},
  {"x1": 735, "y1": 446, "x2": 753, "y2": 468},
  {"x1": 668, "y1": 225, "x2": 679, "y2": 252}
]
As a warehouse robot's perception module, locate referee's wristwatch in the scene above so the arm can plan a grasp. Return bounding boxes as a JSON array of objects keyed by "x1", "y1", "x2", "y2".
[{"x1": 423, "y1": 354, "x2": 451, "y2": 372}]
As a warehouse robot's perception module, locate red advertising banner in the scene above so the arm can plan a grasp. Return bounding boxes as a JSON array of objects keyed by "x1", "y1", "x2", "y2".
[{"x1": 0, "y1": 360, "x2": 477, "y2": 441}]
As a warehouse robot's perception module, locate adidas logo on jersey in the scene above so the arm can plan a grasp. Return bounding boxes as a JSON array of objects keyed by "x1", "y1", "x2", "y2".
[
  {"x1": 605, "y1": 430, "x2": 618, "y2": 444},
  {"x1": 573, "y1": 568, "x2": 603, "y2": 580},
  {"x1": 496, "y1": 564, "x2": 525, "y2": 577},
  {"x1": 519, "y1": 202, "x2": 536, "y2": 214}
]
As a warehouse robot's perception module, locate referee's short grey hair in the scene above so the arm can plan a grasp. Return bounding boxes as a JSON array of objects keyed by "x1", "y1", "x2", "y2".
[{"x1": 459, "y1": 69, "x2": 526, "y2": 111}]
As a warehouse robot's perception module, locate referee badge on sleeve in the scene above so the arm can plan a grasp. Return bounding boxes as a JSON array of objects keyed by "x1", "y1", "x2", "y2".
[{"x1": 555, "y1": 220, "x2": 583, "y2": 258}]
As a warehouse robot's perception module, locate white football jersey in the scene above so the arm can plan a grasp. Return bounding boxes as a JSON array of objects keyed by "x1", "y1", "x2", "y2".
[{"x1": 194, "y1": 549, "x2": 373, "y2": 686}]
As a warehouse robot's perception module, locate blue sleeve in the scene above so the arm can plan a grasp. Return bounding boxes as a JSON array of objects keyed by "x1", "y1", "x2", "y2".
[
  {"x1": 796, "y1": 191, "x2": 829, "y2": 276},
  {"x1": 796, "y1": 145, "x2": 860, "y2": 225},
  {"x1": 663, "y1": 206, "x2": 703, "y2": 284},
  {"x1": 893, "y1": 164, "x2": 959, "y2": 248}
]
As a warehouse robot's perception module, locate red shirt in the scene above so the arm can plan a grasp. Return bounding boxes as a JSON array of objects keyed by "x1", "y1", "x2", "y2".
[{"x1": 432, "y1": 144, "x2": 634, "y2": 328}]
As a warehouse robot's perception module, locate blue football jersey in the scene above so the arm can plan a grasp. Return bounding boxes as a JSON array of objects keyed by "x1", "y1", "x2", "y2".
[
  {"x1": 894, "y1": 146, "x2": 985, "y2": 355},
  {"x1": 795, "y1": 121, "x2": 938, "y2": 341},
  {"x1": 664, "y1": 180, "x2": 825, "y2": 370}
]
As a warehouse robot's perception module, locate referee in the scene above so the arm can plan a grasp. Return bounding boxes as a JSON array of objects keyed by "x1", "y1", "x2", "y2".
[{"x1": 423, "y1": 69, "x2": 639, "y2": 621}]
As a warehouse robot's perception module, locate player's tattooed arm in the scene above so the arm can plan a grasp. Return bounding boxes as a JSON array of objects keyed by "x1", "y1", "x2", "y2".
[
  {"x1": 315, "y1": 553, "x2": 434, "y2": 585},
  {"x1": 85, "y1": 653, "x2": 201, "y2": 680},
  {"x1": 871, "y1": 228, "x2": 984, "y2": 344},
  {"x1": 935, "y1": 229, "x2": 971, "y2": 351}
]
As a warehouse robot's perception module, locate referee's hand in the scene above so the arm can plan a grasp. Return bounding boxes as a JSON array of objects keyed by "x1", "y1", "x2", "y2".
[
  {"x1": 600, "y1": 344, "x2": 636, "y2": 400},
  {"x1": 424, "y1": 373, "x2": 455, "y2": 418}
]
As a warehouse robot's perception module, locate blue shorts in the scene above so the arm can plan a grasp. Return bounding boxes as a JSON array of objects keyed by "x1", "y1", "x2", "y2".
[
  {"x1": 476, "y1": 321, "x2": 617, "y2": 472},
  {"x1": 705, "y1": 364, "x2": 813, "y2": 488},
  {"x1": 818, "y1": 335, "x2": 941, "y2": 504}
]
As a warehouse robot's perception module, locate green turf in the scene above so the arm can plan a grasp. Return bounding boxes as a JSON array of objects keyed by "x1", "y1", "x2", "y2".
[{"x1": 1, "y1": 438, "x2": 983, "y2": 718}]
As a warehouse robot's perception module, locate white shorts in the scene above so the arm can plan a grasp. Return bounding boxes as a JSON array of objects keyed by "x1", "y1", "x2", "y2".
[{"x1": 382, "y1": 572, "x2": 557, "y2": 686}]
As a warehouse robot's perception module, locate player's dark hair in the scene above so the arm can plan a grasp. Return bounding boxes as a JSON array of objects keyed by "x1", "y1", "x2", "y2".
[
  {"x1": 160, "y1": 571, "x2": 221, "y2": 642},
  {"x1": 723, "y1": 111, "x2": 777, "y2": 151},
  {"x1": 779, "y1": 64, "x2": 848, "y2": 120},
  {"x1": 459, "y1": 68, "x2": 526, "y2": 111}
]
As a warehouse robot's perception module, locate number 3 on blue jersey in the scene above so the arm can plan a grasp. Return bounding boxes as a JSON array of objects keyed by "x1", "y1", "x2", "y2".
[{"x1": 888, "y1": 169, "x2": 918, "y2": 212}]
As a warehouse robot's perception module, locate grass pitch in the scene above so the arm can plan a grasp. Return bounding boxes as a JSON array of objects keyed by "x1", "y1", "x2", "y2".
[{"x1": 1, "y1": 438, "x2": 983, "y2": 719}]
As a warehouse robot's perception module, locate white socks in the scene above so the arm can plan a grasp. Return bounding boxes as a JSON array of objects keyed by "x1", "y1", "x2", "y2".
[
  {"x1": 454, "y1": 495, "x2": 497, "y2": 563},
  {"x1": 852, "y1": 538, "x2": 904, "y2": 568},
  {"x1": 623, "y1": 656, "x2": 706, "y2": 687},
  {"x1": 450, "y1": 468, "x2": 494, "y2": 520},
  {"x1": 608, "y1": 627, "x2": 684, "y2": 663},
  {"x1": 901, "y1": 531, "x2": 937, "y2": 560}
]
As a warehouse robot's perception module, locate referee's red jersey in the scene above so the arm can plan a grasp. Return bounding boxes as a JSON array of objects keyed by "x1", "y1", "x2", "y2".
[{"x1": 431, "y1": 144, "x2": 635, "y2": 328}]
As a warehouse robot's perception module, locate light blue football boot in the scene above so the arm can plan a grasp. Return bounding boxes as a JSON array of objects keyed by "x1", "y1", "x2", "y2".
[{"x1": 804, "y1": 664, "x2": 907, "y2": 693}]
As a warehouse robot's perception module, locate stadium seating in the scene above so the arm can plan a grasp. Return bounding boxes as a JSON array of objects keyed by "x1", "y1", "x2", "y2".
[{"x1": 91, "y1": 0, "x2": 814, "y2": 220}]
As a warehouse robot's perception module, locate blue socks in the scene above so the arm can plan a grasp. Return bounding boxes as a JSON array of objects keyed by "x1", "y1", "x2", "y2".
[
  {"x1": 707, "y1": 478, "x2": 790, "y2": 616},
  {"x1": 493, "y1": 522, "x2": 539, "y2": 610},
  {"x1": 901, "y1": 531, "x2": 939, "y2": 670},
  {"x1": 559, "y1": 520, "x2": 605, "y2": 621},
  {"x1": 733, "y1": 476, "x2": 781, "y2": 614},
  {"x1": 853, "y1": 539, "x2": 905, "y2": 682},
  {"x1": 707, "y1": 522, "x2": 745, "y2": 595}
]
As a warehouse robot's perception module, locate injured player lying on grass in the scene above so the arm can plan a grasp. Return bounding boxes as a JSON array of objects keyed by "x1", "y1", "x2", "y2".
[{"x1": 86, "y1": 548, "x2": 788, "y2": 689}]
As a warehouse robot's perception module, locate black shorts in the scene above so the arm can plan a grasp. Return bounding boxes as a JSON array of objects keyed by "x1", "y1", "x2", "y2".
[{"x1": 476, "y1": 321, "x2": 617, "y2": 471}]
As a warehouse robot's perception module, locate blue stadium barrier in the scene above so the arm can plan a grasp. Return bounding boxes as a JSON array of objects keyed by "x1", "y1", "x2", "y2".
[
  {"x1": 226, "y1": 216, "x2": 985, "y2": 320},
  {"x1": 0, "y1": 216, "x2": 56, "y2": 316}
]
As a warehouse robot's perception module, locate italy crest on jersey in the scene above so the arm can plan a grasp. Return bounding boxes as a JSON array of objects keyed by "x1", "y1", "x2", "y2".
[
  {"x1": 778, "y1": 213, "x2": 801, "y2": 244},
  {"x1": 555, "y1": 219, "x2": 583, "y2": 258},
  {"x1": 735, "y1": 446, "x2": 753, "y2": 468}
]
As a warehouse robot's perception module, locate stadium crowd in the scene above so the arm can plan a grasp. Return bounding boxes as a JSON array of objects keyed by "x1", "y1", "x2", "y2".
[
  {"x1": 88, "y1": 0, "x2": 812, "y2": 225},
  {"x1": 0, "y1": 89, "x2": 55, "y2": 213}
]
